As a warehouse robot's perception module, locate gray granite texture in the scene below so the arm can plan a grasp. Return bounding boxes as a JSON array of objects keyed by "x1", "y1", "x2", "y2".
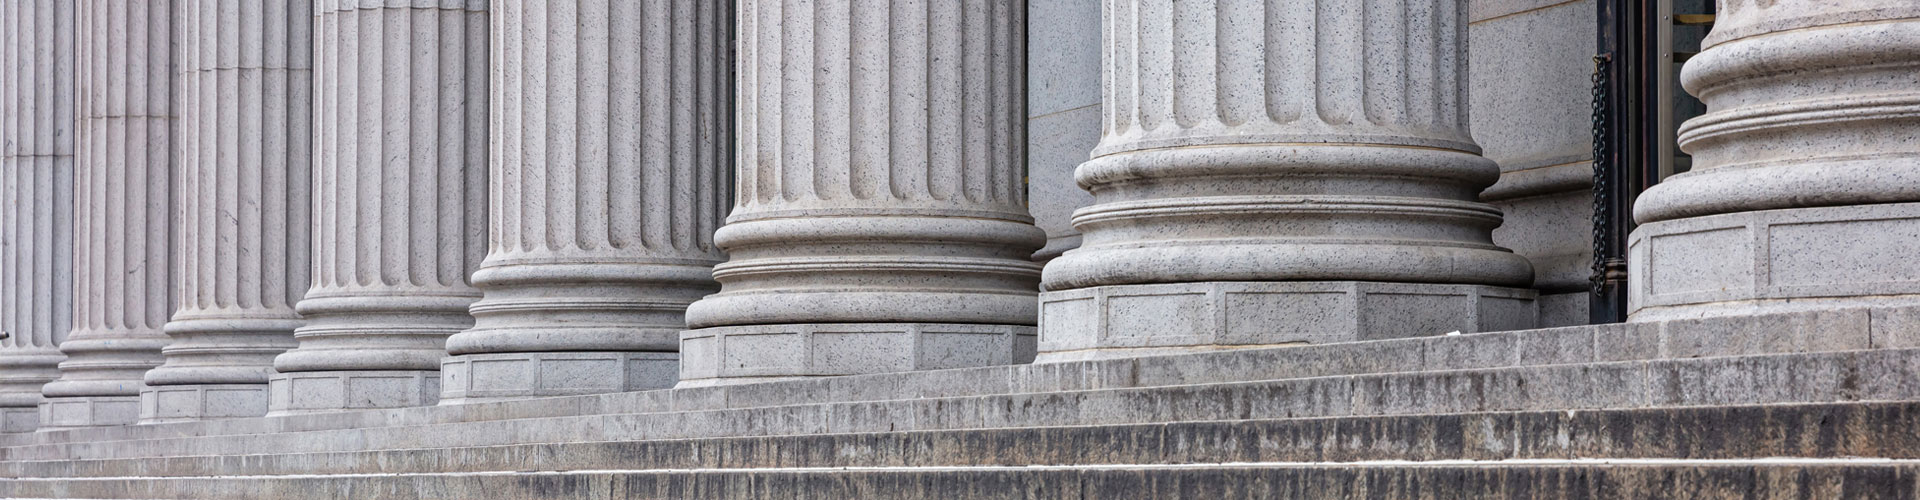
[
  {"x1": 39, "y1": 0, "x2": 171, "y2": 430},
  {"x1": 1630, "y1": 0, "x2": 1920, "y2": 320},
  {"x1": 140, "y1": 0, "x2": 314, "y2": 423},
  {"x1": 678, "y1": 324, "x2": 1037, "y2": 387},
  {"x1": 1037, "y1": 0, "x2": 1537, "y2": 359},
  {"x1": 266, "y1": 0, "x2": 488, "y2": 414},
  {"x1": 1469, "y1": 0, "x2": 1597, "y2": 327},
  {"x1": 437, "y1": 0, "x2": 731, "y2": 401},
  {"x1": 679, "y1": 0, "x2": 1044, "y2": 384},
  {"x1": 1026, "y1": 0, "x2": 1100, "y2": 262},
  {"x1": 0, "y1": 0, "x2": 73, "y2": 433}
]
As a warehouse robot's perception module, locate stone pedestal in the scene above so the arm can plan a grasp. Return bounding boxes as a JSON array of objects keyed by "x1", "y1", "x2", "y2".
[
  {"x1": 40, "y1": 0, "x2": 172, "y2": 430},
  {"x1": 0, "y1": 0, "x2": 73, "y2": 432},
  {"x1": 142, "y1": 0, "x2": 312, "y2": 423},
  {"x1": 1629, "y1": 0, "x2": 1920, "y2": 321},
  {"x1": 1036, "y1": 0, "x2": 1536, "y2": 361},
  {"x1": 677, "y1": 0, "x2": 1044, "y2": 387},
  {"x1": 266, "y1": 0, "x2": 487, "y2": 415},
  {"x1": 437, "y1": 0, "x2": 730, "y2": 404}
]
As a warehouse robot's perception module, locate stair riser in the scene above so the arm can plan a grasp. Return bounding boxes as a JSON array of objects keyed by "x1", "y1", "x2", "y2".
[
  {"x1": 2, "y1": 465, "x2": 1914, "y2": 500},
  {"x1": 3, "y1": 306, "x2": 1892, "y2": 450},
  {"x1": 6, "y1": 403, "x2": 1919, "y2": 478},
  {"x1": 8, "y1": 350, "x2": 1918, "y2": 461}
]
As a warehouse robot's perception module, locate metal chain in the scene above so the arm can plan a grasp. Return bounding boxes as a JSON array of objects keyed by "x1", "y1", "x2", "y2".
[{"x1": 1589, "y1": 55, "x2": 1611, "y2": 296}]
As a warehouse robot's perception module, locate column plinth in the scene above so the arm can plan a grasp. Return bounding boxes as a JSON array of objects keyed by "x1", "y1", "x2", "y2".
[
  {"x1": 0, "y1": 0, "x2": 71, "y2": 433},
  {"x1": 437, "y1": 0, "x2": 729, "y2": 404},
  {"x1": 1035, "y1": 0, "x2": 1535, "y2": 361},
  {"x1": 264, "y1": 0, "x2": 486, "y2": 415},
  {"x1": 1628, "y1": 1, "x2": 1920, "y2": 321},
  {"x1": 35, "y1": 0, "x2": 171, "y2": 431},
  {"x1": 676, "y1": 0, "x2": 1042, "y2": 387},
  {"x1": 141, "y1": 0, "x2": 313, "y2": 423}
]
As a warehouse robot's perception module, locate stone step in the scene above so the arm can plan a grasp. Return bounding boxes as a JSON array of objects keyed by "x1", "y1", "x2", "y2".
[
  {"x1": 6, "y1": 305, "x2": 1889, "y2": 450},
  {"x1": 7, "y1": 348, "x2": 1918, "y2": 462},
  {"x1": 3, "y1": 401, "x2": 1915, "y2": 479},
  {"x1": 7, "y1": 306, "x2": 1899, "y2": 451},
  {"x1": 1, "y1": 461, "x2": 1914, "y2": 499}
]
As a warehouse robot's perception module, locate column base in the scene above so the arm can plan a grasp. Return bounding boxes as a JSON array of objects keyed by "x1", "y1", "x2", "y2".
[
  {"x1": 1, "y1": 406, "x2": 38, "y2": 433},
  {"x1": 138, "y1": 384, "x2": 269, "y2": 423},
  {"x1": 1036, "y1": 281, "x2": 1538, "y2": 363},
  {"x1": 1630, "y1": 202, "x2": 1920, "y2": 322},
  {"x1": 677, "y1": 323, "x2": 1038, "y2": 388},
  {"x1": 439, "y1": 352, "x2": 679, "y2": 405},
  {"x1": 37, "y1": 395, "x2": 141, "y2": 430},
  {"x1": 267, "y1": 371, "x2": 439, "y2": 416}
]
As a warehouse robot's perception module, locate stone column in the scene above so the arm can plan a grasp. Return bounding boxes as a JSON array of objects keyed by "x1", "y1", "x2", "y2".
[
  {"x1": 265, "y1": 0, "x2": 485, "y2": 415},
  {"x1": 1629, "y1": 1, "x2": 1920, "y2": 320},
  {"x1": 675, "y1": 0, "x2": 1043, "y2": 387},
  {"x1": 436, "y1": 0, "x2": 729, "y2": 403},
  {"x1": 38, "y1": 0, "x2": 172, "y2": 430},
  {"x1": 141, "y1": 0, "x2": 312, "y2": 422},
  {"x1": 0, "y1": 0, "x2": 72, "y2": 433},
  {"x1": 1036, "y1": 0, "x2": 1537, "y2": 361}
]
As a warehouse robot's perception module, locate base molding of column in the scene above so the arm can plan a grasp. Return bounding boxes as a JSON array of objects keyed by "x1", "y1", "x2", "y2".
[
  {"x1": 1629, "y1": 202, "x2": 1920, "y2": 322},
  {"x1": 266, "y1": 371, "x2": 439, "y2": 416},
  {"x1": 138, "y1": 384, "x2": 270, "y2": 423},
  {"x1": 1036, "y1": 282, "x2": 1538, "y2": 363},
  {"x1": 0, "y1": 406, "x2": 38, "y2": 433},
  {"x1": 438, "y1": 352, "x2": 679, "y2": 405},
  {"x1": 677, "y1": 324, "x2": 1039, "y2": 388},
  {"x1": 36, "y1": 395, "x2": 141, "y2": 430}
]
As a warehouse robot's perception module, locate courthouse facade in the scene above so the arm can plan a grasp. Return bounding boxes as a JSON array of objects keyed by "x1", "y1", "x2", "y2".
[{"x1": 1, "y1": 0, "x2": 1918, "y2": 497}]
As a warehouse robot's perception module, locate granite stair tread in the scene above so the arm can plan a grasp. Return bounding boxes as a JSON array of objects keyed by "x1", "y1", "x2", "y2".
[{"x1": 5, "y1": 347, "x2": 1918, "y2": 461}]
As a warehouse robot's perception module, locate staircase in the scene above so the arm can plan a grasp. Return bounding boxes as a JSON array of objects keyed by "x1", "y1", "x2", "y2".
[{"x1": 3, "y1": 307, "x2": 1917, "y2": 499}]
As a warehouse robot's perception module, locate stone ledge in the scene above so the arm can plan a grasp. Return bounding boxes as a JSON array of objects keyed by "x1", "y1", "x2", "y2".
[
  {"x1": 0, "y1": 406, "x2": 36, "y2": 433},
  {"x1": 1037, "y1": 281, "x2": 1537, "y2": 362},
  {"x1": 266, "y1": 371, "x2": 438, "y2": 416},
  {"x1": 439, "y1": 351, "x2": 678, "y2": 404},
  {"x1": 678, "y1": 323, "x2": 1038, "y2": 387}
]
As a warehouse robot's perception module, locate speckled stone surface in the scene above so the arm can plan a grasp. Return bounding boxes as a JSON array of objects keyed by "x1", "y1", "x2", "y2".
[
  {"x1": 38, "y1": 0, "x2": 171, "y2": 430},
  {"x1": 1037, "y1": 0, "x2": 1536, "y2": 359},
  {"x1": 1038, "y1": 282, "x2": 1537, "y2": 362},
  {"x1": 1630, "y1": 0, "x2": 1920, "y2": 320},
  {"x1": 678, "y1": 324, "x2": 1037, "y2": 388},
  {"x1": 439, "y1": 351, "x2": 678, "y2": 404},
  {"x1": 436, "y1": 0, "x2": 731, "y2": 402},
  {"x1": 267, "y1": 371, "x2": 438, "y2": 416},
  {"x1": 0, "y1": 0, "x2": 73, "y2": 433},
  {"x1": 679, "y1": 0, "x2": 1043, "y2": 385},
  {"x1": 1026, "y1": 0, "x2": 1100, "y2": 262},
  {"x1": 265, "y1": 0, "x2": 488, "y2": 414}
]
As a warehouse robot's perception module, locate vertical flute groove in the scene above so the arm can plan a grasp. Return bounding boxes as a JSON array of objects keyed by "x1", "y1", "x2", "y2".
[{"x1": 0, "y1": 0, "x2": 73, "y2": 429}]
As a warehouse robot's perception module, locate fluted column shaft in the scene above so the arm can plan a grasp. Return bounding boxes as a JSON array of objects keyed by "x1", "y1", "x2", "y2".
[
  {"x1": 1628, "y1": 0, "x2": 1920, "y2": 320},
  {"x1": 36, "y1": 0, "x2": 172, "y2": 430},
  {"x1": 676, "y1": 0, "x2": 1042, "y2": 387},
  {"x1": 436, "y1": 0, "x2": 728, "y2": 403},
  {"x1": 0, "y1": 0, "x2": 72, "y2": 433},
  {"x1": 266, "y1": 0, "x2": 486, "y2": 414},
  {"x1": 1035, "y1": 0, "x2": 1534, "y2": 360},
  {"x1": 143, "y1": 0, "x2": 312, "y2": 422}
]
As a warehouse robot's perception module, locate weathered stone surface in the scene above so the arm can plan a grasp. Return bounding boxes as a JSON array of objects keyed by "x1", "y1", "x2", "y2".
[
  {"x1": 36, "y1": 0, "x2": 171, "y2": 431},
  {"x1": 1631, "y1": 0, "x2": 1920, "y2": 320},
  {"x1": 0, "y1": 0, "x2": 72, "y2": 433},
  {"x1": 1026, "y1": 0, "x2": 1099, "y2": 262},
  {"x1": 437, "y1": 0, "x2": 731, "y2": 402},
  {"x1": 267, "y1": 0, "x2": 488, "y2": 415},
  {"x1": 679, "y1": 324, "x2": 1037, "y2": 386},
  {"x1": 1038, "y1": 0, "x2": 1537, "y2": 358},
  {"x1": 679, "y1": 0, "x2": 1044, "y2": 386},
  {"x1": 1038, "y1": 282, "x2": 1537, "y2": 362},
  {"x1": 2, "y1": 463, "x2": 1915, "y2": 500},
  {"x1": 142, "y1": 0, "x2": 314, "y2": 422}
]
